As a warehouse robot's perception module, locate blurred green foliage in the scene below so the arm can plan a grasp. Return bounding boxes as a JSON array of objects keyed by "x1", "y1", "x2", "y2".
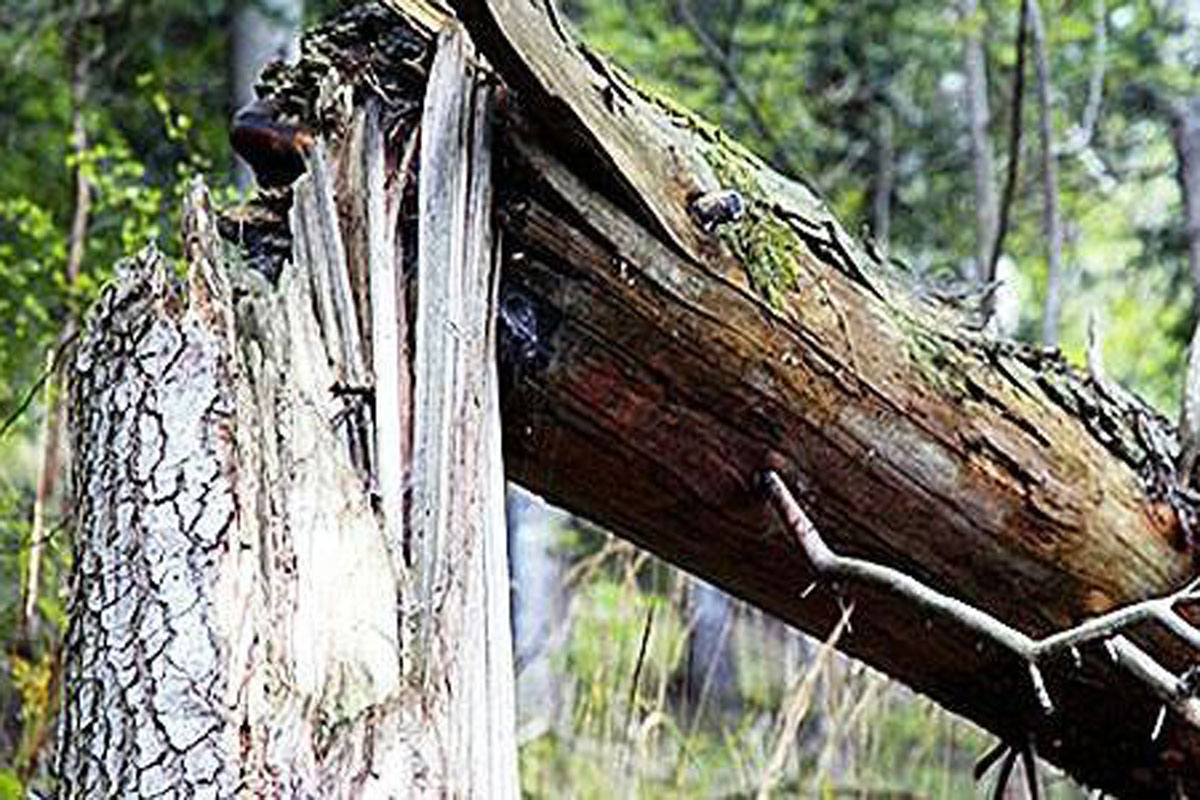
[
  {"x1": 0, "y1": 1, "x2": 234, "y2": 427},
  {"x1": 520, "y1": 529, "x2": 1088, "y2": 798}
]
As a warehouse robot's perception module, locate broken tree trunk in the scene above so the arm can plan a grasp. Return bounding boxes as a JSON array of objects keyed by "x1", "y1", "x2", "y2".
[
  {"x1": 57, "y1": 0, "x2": 1200, "y2": 796},
  {"x1": 56, "y1": 19, "x2": 516, "y2": 796}
]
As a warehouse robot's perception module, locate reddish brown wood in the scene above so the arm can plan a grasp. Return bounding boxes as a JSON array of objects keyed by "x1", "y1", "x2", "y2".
[{"x1": 496, "y1": 136, "x2": 1198, "y2": 798}]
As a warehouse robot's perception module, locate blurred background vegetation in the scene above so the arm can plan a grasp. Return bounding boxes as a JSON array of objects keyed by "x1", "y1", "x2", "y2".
[{"x1": 1, "y1": 0, "x2": 1198, "y2": 796}]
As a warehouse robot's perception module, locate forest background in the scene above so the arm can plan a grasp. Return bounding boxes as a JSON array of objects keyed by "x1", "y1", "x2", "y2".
[{"x1": 1, "y1": 0, "x2": 1198, "y2": 796}]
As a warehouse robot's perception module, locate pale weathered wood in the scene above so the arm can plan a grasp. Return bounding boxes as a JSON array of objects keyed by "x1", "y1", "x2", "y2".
[{"x1": 410, "y1": 27, "x2": 519, "y2": 798}]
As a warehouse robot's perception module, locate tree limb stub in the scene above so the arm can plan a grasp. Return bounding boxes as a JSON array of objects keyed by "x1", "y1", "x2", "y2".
[{"x1": 243, "y1": 2, "x2": 1197, "y2": 795}]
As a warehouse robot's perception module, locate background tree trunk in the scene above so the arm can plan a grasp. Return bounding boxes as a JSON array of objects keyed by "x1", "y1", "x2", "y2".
[
  {"x1": 958, "y1": 0, "x2": 998, "y2": 285},
  {"x1": 1172, "y1": 97, "x2": 1200, "y2": 301},
  {"x1": 1028, "y1": 0, "x2": 1066, "y2": 347}
]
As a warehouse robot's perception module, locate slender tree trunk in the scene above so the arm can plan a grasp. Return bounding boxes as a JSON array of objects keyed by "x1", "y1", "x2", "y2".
[
  {"x1": 1027, "y1": 0, "x2": 1066, "y2": 346},
  {"x1": 958, "y1": 0, "x2": 999, "y2": 284},
  {"x1": 21, "y1": 0, "x2": 95, "y2": 653},
  {"x1": 1172, "y1": 97, "x2": 1200, "y2": 299},
  {"x1": 507, "y1": 490, "x2": 568, "y2": 742},
  {"x1": 1172, "y1": 98, "x2": 1200, "y2": 486},
  {"x1": 871, "y1": 105, "x2": 893, "y2": 261},
  {"x1": 679, "y1": 578, "x2": 739, "y2": 728}
]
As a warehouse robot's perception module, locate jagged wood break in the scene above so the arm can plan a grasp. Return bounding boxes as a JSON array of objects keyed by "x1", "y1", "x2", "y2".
[{"x1": 60, "y1": 15, "x2": 518, "y2": 796}]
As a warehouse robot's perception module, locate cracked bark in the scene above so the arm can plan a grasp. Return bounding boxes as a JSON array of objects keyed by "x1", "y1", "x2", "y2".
[
  {"x1": 57, "y1": 1, "x2": 1200, "y2": 797},
  {"x1": 58, "y1": 13, "x2": 515, "y2": 795}
]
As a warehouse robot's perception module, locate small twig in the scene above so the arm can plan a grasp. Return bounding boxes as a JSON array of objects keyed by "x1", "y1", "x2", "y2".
[
  {"x1": 1106, "y1": 636, "x2": 1200, "y2": 727},
  {"x1": 624, "y1": 602, "x2": 655, "y2": 739},
  {"x1": 0, "y1": 370, "x2": 50, "y2": 441},
  {"x1": 764, "y1": 471, "x2": 1035, "y2": 656},
  {"x1": 1028, "y1": 662, "x2": 1053, "y2": 715},
  {"x1": 0, "y1": 329, "x2": 79, "y2": 442},
  {"x1": 975, "y1": 737, "x2": 1039, "y2": 798},
  {"x1": 1152, "y1": 704, "x2": 1167, "y2": 741}
]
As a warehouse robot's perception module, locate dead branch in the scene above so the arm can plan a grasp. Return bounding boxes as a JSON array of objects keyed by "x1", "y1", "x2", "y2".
[{"x1": 763, "y1": 470, "x2": 1200, "y2": 727}]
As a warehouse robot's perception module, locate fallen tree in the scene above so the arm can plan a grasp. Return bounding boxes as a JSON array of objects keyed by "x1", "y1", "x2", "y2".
[{"x1": 57, "y1": 0, "x2": 1200, "y2": 796}]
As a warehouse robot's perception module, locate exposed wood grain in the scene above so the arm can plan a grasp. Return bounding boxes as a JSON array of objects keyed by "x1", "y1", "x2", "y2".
[{"x1": 410, "y1": 28, "x2": 518, "y2": 798}]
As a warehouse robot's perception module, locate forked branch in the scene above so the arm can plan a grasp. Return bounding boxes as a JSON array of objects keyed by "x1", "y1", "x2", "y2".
[{"x1": 763, "y1": 470, "x2": 1200, "y2": 727}]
